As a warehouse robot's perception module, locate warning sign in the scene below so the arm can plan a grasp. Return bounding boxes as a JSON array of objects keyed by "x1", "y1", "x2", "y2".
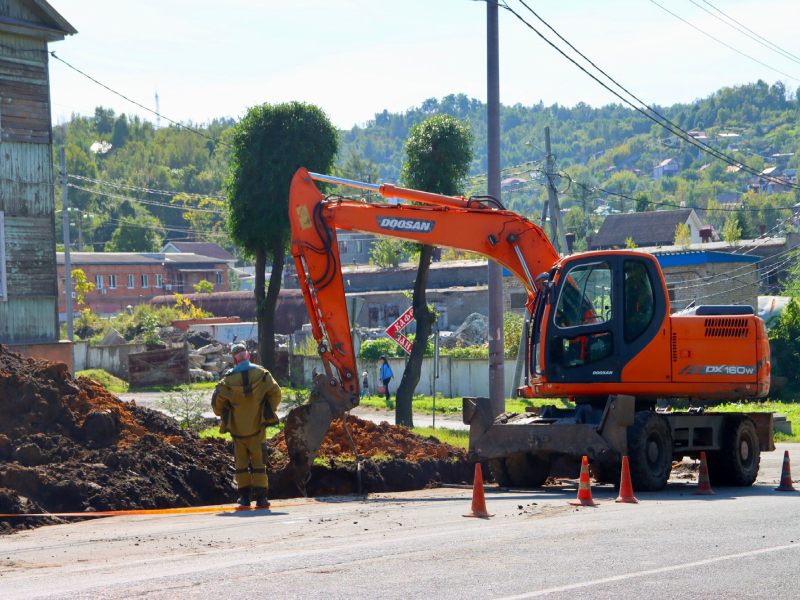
[{"x1": 385, "y1": 306, "x2": 414, "y2": 354}]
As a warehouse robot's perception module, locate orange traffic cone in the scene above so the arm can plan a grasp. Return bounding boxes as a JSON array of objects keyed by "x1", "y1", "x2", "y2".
[
  {"x1": 775, "y1": 451, "x2": 797, "y2": 492},
  {"x1": 615, "y1": 456, "x2": 639, "y2": 504},
  {"x1": 463, "y1": 463, "x2": 494, "y2": 518},
  {"x1": 693, "y1": 451, "x2": 715, "y2": 496},
  {"x1": 570, "y1": 456, "x2": 597, "y2": 507}
]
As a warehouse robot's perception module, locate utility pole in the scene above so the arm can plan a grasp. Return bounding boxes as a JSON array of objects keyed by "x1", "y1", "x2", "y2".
[
  {"x1": 544, "y1": 126, "x2": 569, "y2": 254},
  {"x1": 487, "y1": 0, "x2": 505, "y2": 416},
  {"x1": 580, "y1": 184, "x2": 590, "y2": 238},
  {"x1": 76, "y1": 211, "x2": 83, "y2": 252},
  {"x1": 60, "y1": 146, "x2": 74, "y2": 342}
]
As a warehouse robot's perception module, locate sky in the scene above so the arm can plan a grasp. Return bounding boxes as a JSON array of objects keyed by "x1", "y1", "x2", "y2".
[{"x1": 48, "y1": 0, "x2": 800, "y2": 130}]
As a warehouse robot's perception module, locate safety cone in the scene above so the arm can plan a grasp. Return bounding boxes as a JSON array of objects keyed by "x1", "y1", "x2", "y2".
[
  {"x1": 615, "y1": 456, "x2": 639, "y2": 504},
  {"x1": 570, "y1": 456, "x2": 597, "y2": 507},
  {"x1": 775, "y1": 451, "x2": 797, "y2": 492},
  {"x1": 463, "y1": 463, "x2": 494, "y2": 518},
  {"x1": 693, "y1": 451, "x2": 715, "y2": 496}
]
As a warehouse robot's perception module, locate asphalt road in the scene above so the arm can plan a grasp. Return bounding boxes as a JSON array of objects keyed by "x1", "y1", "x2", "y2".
[{"x1": 2, "y1": 445, "x2": 798, "y2": 599}]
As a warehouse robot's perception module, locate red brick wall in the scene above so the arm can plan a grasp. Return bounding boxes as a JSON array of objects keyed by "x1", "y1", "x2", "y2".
[{"x1": 58, "y1": 262, "x2": 229, "y2": 318}]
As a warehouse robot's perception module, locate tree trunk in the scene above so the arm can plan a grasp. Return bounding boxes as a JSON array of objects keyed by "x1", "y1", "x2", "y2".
[
  {"x1": 255, "y1": 240, "x2": 285, "y2": 372},
  {"x1": 395, "y1": 244, "x2": 435, "y2": 427}
]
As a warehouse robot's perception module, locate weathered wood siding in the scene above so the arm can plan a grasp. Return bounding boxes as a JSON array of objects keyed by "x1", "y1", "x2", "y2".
[
  {"x1": 0, "y1": 14, "x2": 58, "y2": 344},
  {"x1": 0, "y1": 296, "x2": 57, "y2": 342},
  {"x1": 0, "y1": 32, "x2": 49, "y2": 144}
]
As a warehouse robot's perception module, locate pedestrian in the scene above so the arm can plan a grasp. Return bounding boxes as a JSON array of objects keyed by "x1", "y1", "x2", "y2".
[
  {"x1": 361, "y1": 371, "x2": 369, "y2": 399},
  {"x1": 211, "y1": 342, "x2": 282, "y2": 508},
  {"x1": 379, "y1": 355, "x2": 394, "y2": 402}
]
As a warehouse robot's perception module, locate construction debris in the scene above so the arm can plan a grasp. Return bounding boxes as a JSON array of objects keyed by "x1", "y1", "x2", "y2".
[{"x1": 441, "y1": 312, "x2": 488, "y2": 349}]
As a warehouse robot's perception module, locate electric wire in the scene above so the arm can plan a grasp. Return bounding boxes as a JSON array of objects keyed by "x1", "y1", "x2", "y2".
[
  {"x1": 49, "y1": 52, "x2": 230, "y2": 147},
  {"x1": 688, "y1": 0, "x2": 800, "y2": 66},
  {"x1": 67, "y1": 183, "x2": 226, "y2": 214},
  {"x1": 67, "y1": 174, "x2": 227, "y2": 202},
  {"x1": 496, "y1": 0, "x2": 800, "y2": 190},
  {"x1": 648, "y1": 0, "x2": 800, "y2": 83},
  {"x1": 699, "y1": 0, "x2": 800, "y2": 64}
]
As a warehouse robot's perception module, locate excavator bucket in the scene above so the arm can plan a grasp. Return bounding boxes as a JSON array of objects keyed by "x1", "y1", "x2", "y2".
[{"x1": 284, "y1": 373, "x2": 358, "y2": 496}]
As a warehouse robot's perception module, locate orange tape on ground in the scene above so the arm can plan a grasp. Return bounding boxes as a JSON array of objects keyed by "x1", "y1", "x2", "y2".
[{"x1": 0, "y1": 501, "x2": 317, "y2": 518}]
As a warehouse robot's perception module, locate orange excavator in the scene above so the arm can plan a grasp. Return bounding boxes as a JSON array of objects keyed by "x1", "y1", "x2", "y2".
[{"x1": 284, "y1": 167, "x2": 773, "y2": 494}]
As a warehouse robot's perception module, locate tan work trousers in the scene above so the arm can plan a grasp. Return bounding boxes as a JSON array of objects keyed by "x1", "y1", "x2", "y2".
[{"x1": 233, "y1": 433, "x2": 268, "y2": 491}]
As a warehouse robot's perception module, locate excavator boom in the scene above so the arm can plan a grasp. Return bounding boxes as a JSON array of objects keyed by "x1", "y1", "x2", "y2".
[{"x1": 284, "y1": 168, "x2": 559, "y2": 492}]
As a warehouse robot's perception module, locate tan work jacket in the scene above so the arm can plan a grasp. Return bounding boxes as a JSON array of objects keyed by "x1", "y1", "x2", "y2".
[{"x1": 212, "y1": 365, "x2": 282, "y2": 438}]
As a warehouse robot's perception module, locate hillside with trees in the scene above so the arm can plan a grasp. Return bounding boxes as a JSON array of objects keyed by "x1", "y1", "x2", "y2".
[{"x1": 54, "y1": 80, "x2": 799, "y2": 257}]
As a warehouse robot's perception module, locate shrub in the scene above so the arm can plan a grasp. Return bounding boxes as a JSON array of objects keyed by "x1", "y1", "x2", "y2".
[
  {"x1": 156, "y1": 385, "x2": 207, "y2": 432},
  {"x1": 770, "y1": 298, "x2": 800, "y2": 391}
]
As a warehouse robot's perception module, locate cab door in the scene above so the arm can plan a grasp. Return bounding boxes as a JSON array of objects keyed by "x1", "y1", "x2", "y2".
[{"x1": 544, "y1": 257, "x2": 620, "y2": 384}]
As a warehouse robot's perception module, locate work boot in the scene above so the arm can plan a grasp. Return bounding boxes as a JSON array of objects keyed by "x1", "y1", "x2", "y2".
[
  {"x1": 236, "y1": 487, "x2": 252, "y2": 507},
  {"x1": 253, "y1": 488, "x2": 270, "y2": 508}
]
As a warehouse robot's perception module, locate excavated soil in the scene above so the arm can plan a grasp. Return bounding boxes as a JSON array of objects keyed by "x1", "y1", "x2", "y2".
[{"x1": 0, "y1": 345, "x2": 472, "y2": 533}]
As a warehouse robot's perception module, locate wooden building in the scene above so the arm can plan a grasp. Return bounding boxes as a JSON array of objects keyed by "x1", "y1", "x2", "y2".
[{"x1": 0, "y1": 1, "x2": 76, "y2": 366}]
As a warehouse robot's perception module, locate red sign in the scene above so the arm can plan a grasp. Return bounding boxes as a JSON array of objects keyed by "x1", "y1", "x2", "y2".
[{"x1": 385, "y1": 306, "x2": 414, "y2": 354}]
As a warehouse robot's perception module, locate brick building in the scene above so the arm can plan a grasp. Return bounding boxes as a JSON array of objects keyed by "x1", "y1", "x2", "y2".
[{"x1": 58, "y1": 252, "x2": 228, "y2": 319}]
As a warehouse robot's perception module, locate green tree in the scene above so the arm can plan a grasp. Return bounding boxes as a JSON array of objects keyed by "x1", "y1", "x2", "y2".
[
  {"x1": 369, "y1": 237, "x2": 403, "y2": 267},
  {"x1": 625, "y1": 236, "x2": 637, "y2": 249},
  {"x1": 104, "y1": 214, "x2": 164, "y2": 252},
  {"x1": 111, "y1": 114, "x2": 130, "y2": 149},
  {"x1": 194, "y1": 280, "x2": 214, "y2": 295},
  {"x1": 722, "y1": 213, "x2": 742, "y2": 246},
  {"x1": 394, "y1": 115, "x2": 473, "y2": 427},
  {"x1": 769, "y1": 298, "x2": 800, "y2": 393},
  {"x1": 634, "y1": 192, "x2": 649, "y2": 212},
  {"x1": 674, "y1": 223, "x2": 691, "y2": 248},
  {"x1": 226, "y1": 102, "x2": 338, "y2": 371},
  {"x1": 338, "y1": 151, "x2": 380, "y2": 184}
]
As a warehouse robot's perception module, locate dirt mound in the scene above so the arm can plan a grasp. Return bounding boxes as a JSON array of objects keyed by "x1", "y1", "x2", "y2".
[
  {"x1": 0, "y1": 345, "x2": 473, "y2": 533},
  {"x1": 0, "y1": 345, "x2": 234, "y2": 533},
  {"x1": 271, "y1": 417, "x2": 465, "y2": 462}
]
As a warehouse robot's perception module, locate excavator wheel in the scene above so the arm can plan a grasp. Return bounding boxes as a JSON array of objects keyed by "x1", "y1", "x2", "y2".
[
  {"x1": 627, "y1": 411, "x2": 673, "y2": 492},
  {"x1": 707, "y1": 416, "x2": 760, "y2": 487},
  {"x1": 489, "y1": 452, "x2": 549, "y2": 489}
]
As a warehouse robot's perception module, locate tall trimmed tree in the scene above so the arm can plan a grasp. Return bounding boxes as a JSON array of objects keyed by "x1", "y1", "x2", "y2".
[
  {"x1": 394, "y1": 115, "x2": 474, "y2": 426},
  {"x1": 226, "y1": 102, "x2": 338, "y2": 371}
]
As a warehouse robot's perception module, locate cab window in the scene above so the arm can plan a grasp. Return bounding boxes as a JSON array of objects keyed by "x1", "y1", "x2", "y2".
[
  {"x1": 554, "y1": 262, "x2": 612, "y2": 328},
  {"x1": 624, "y1": 261, "x2": 655, "y2": 342}
]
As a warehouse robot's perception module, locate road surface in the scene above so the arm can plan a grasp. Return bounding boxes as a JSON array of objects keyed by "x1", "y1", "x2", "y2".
[{"x1": 2, "y1": 445, "x2": 798, "y2": 599}]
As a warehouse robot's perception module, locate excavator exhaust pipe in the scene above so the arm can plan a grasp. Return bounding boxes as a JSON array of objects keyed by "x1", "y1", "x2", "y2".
[{"x1": 284, "y1": 373, "x2": 358, "y2": 496}]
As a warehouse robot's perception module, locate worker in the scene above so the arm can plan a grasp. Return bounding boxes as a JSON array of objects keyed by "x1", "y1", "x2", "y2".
[
  {"x1": 361, "y1": 371, "x2": 369, "y2": 399},
  {"x1": 379, "y1": 355, "x2": 394, "y2": 402},
  {"x1": 211, "y1": 342, "x2": 282, "y2": 508}
]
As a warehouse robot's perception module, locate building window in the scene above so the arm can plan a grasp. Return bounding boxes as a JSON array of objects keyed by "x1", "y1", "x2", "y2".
[
  {"x1": 155, "y1": 274, "x2": 163, "y2": 288},
  {"x1": 339, "y1": 241, "x2": 347, "y2": 254},
  {"x1": 356, "y1": 240, "x2": 363, "y2": 253},
  {"x1": 95, "y1": 275, "x2": 104, "y2": 289},
  {"x1": 216, "y1": 271, "x2": 223, "y2": 286},
  {"x1": 127, "y1": 274, "x2": 135, "y2": 289},
  {"x1": 510, "y1": 293, "x2": 527, "y2": 310},
  {"x1": 141, "y1": 274, "x2": 150, "y2": 288},
  {"x1": 0, "y1": 211, "x2": 6, "y2": 301},
  {"x1": 108, "y1": 275, "x2": 117, "y2": 290},
  {"x1": 192, "y1": 273, "x2": 198, "y2": 284}
]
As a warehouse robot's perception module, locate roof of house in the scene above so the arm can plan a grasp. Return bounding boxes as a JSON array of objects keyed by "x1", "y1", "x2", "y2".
[
  {"x1": 162, "y1": 241, "x2": 236, "y2": 262},
  {"x1": 651, "y1": 250, "x2": 759, "y2": 268},
  {"x1": 656, "y1": 158, "x2": 678, "y2": 168},
  {"x1": 2, "y1": 1, "x2": 77, "y2": 39},
  {"x1": 58, "y1": 252, "x2": 227, "y2": 266},
  {"x1": 590, "y1": 209, "x2": 696, "y2": 249}
]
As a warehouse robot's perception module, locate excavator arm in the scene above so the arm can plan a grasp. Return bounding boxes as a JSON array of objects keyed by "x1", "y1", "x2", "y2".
[{"x1": 284, "y1": 167, "x2": 560, "y2": 493}]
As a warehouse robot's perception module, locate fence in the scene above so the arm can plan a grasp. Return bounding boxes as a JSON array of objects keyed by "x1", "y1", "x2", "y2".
[
  {"x1": 73, "y1": 341, "x2": 147, "y2": 379},
  {"x1": 293, "y1": 355, "x2": 520, "y2": 399}
]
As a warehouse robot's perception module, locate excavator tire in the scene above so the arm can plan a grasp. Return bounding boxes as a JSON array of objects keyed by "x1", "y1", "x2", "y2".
[
  {"x1": 627, "y1": 411, "x2": 673, "y2": 492},
  {"x1": 711, "y1": 416, "x2": 760, "y2": 487},
  {"x1": 490, "y1": 452, "x2": 550, "y2": 489}
]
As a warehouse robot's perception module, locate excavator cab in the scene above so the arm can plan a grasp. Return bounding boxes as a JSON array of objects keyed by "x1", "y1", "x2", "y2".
[{"x1": 528, "y1": 252, "x2": 667, "y2": 397}]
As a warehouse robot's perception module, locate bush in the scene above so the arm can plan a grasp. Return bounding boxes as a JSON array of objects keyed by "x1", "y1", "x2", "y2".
[
  {"x1": 359, "y1": 337, "x2": 405, "y2": 359},
  {"x1": 76, "y1": 369, "x2": 129, "y2": 392},
  {"x1": 156, "y1": 385, "x2": 207, "y2": 432}
]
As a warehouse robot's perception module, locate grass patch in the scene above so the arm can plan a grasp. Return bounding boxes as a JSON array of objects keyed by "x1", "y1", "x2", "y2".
[
  {"x1": 76, "y1": 369, "x2": 129, "y2": 393},
  {"x1": 712, "y1": 400, "x2": 800, "y2": 443},
  {"x1": 198, "y1": 422, "x2": 284, "y2": 441},
  {"x1": 411, "y1": 426, "x2": 469, "y2": 449},
  {"x1": 359, "y1": 395, "x2": 573, "y2": 415}
]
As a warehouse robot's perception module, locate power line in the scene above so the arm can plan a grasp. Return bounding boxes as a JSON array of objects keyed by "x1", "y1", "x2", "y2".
[
  {"x1": 67, "y1": 174, "x2": 227, "y2": 202},
  {"x1": 498, "y1": 0, "x2": 800, "y2": 191},
  {"x1": 648, "y1": 0, "x2": 800, "y2": 83},
  {"x1": 689, "y1": 0, "x2": 800, "y2": 66},
  {"x1": 49, "y1": 52, "x2": 230, "y2": 148},
  {"x1": 67, "y1": 183, "x2": 226, "y2": 214},
  {"x1": 699, "y1": 0, "x2": 800, "y2": 64}
]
